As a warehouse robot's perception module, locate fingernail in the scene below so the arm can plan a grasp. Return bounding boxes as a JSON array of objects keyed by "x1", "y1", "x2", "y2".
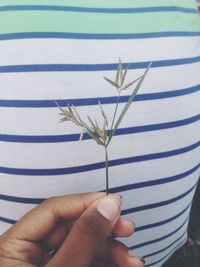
[
  {"x1": 139, "y1": 257, "x2": 146, "y2": 264},
  {"x1": 128, "y1": 250, "x2": 136, "y2": 257},
  {"x1": 113, "y1": 194, "x2": 122, "y2": 206},
  {"x1": 128, "y1": 252, "x2": 145, "y2": 265},
  {"x1": 128, "y1": 220, "x2": 136, "y2": 229},
  {"x1": 97, "y1": 195, "x2": 121, "y2": 221}
]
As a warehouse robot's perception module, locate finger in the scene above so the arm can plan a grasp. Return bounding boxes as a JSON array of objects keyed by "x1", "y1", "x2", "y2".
[
  {"x1": 46, "y1": 195, "x2": 121, "y2": 267},
  {"x1": 7, "y1": 192, "x2": 105, "y2": 241},
  {"x1": 42, "y1": 217, "x2": 134, "y2": 252},
  {"x1": 95, "y1": 238, "x2": 144, "y2": 267},
  {"x1": 0, "y1": 258, "x2": 35, "y2": 267},
  {"x1": 40, "y1": 222, "x2": 69, "y2": 251},
  {"x1": 91, "y1": 259, "x2": 117, "y2": 267},
  {"x1": 112, "y1": 218, "x2": 135, "y2": 237}
]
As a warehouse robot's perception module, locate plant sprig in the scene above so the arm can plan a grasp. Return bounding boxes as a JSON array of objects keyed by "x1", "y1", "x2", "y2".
[{"x1": 56, "y1": 60, "x2": 151, "y2": 194}]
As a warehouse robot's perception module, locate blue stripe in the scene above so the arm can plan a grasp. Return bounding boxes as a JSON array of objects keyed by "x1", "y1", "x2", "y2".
[
  {"x1": 143, "y1": 229, "x2": 187, "y2": 258},
  {"x1": 145, "y1": 239, "x2": 187, "y2": 266},
  {"x1": 1, "y1": 164, "x2": 199, "y2": 204},
  {"x1": 0, "y1": 32, "x2": 200, "y2": 41},
  {"x1": 129, "y1": 216, "x2": 189, "y2": 250},
  {"x1": 122, "y1": 182, "x2": 197, "y2": 215},
  {"x1": 109, "y1": 163, "x2": 200, "y2": 193},
  {"x1": 0, "y1": 216, "x2": 17, "y2": 224},
  {"x1": 0, "y1": 195, "x2": 45, "y2": 204},
  {"x1": 0, "y1": 140, "x2": 199, "y2": 175},
  {"x1": 0, "y1": 164, "x2": 199, "y2": 204},
  {"x1": 0, "y1": 56, "x2": 199, "y2": 73},
  {"x1": 0, "y1": 5, "x2": 197, "y2": 14},
  {"x1": 0, "y1": 184, "x2": 195, "y2": 225},
  {"x1": 0, "y1": 84, "x2": 199, "y2": 108},
  {"x1": 135, "y1": 202, "x2": 192, "y2": 232},
  {"x1": 1, "y1": 114, "x2": 199, "y2": 143}
]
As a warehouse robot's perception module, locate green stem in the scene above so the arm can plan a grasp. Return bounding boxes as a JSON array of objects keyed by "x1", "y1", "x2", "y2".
[
  {"x1": 108, "y1": 92, "x2": 121, "y2": 142},
  {"x1": 105, "y1": 146, "x2": 109, "y2": 195}
]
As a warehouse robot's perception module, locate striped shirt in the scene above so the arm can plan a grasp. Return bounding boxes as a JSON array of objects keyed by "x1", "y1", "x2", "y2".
[{"x1": 0, "y1": 1, "x2": 200, "y2": 266}]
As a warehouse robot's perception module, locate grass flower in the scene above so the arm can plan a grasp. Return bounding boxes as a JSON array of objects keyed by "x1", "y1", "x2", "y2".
[{"x1": 56, "y1": 60, "x2": 151, "y2": 194}]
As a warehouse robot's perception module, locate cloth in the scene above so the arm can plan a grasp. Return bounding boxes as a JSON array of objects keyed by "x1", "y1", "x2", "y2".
[{"x1": 0, "y1": 1, "x2": 200, "y2": 266}]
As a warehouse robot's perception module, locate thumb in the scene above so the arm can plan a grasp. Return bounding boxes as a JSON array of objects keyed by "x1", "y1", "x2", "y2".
[{"x1": 46, "y1": 194, "x2": 121, "y2": 267}]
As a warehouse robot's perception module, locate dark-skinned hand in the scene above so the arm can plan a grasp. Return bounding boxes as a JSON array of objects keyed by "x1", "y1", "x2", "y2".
[{"x1": 0, "y1": 192, "x2": 144, "y2": 267}]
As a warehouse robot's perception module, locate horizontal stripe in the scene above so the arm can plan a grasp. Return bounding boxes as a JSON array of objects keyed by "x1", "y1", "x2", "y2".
[
  {"x1": 0, "y1": 195, "x2": 45, "y2": 204},
  {"x1": 2, "y1": 108, "x2": 199, "y2": 169},
  {"x1": 1, "y1": 164, "x2": 199, "y2": 204},
  {"x1": 0, "y1": 216, "x2": 17, "y2": 224},
  {"x1": 143, "y1": 229, "x2": 187, "y2": 258},
  {"x1": 0, "y1": 5, "x2": 197, "y2": 14},
  {"x1": 109, "y1": 163, "x2": 200, "y2": 193},
  {"x1": 122, "y1": 182, "x2": 197, "y2": 215},
  {"x1": 135, "y1": 202, "x2": 192, "y2": 232},
  {"x1": 145, "y1": 239, "x2": 186, "y2": 266},
  {"x1": 1, "y1": 114, "x2": 199, "y2": 143},
  {"x1": 0, "y1": 84, "x2": 199, "y2": 108},
  {"x1": 2, "y1": 37, "x2": 199, "y2": 66},
  {"x1": 0, "y1": 0, "x2": 196, "y2": 9},
  {"x1": 1, "y1": 10, "x2": 199, "y2": 35},
  {"x1": 130, "y1": 216, "x2": 189, "y2": 249},
  {"x1": 0, "y1": 56, "x2": 199, "y2": 73},
  {"x1": 0, "y1": 185, "x2": 194, "y2": 225},
  {"x1": 0, "y1": 140, "x2": 199, "y2": 176},
  {"x1": 1, "y1": 88, "x2": 198, "y2": 137},
  {"x1": 1, "y1": 32, "x2": 200, "y2": 41}
]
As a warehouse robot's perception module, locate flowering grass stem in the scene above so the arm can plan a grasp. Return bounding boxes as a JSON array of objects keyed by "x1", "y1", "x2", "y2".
[
  {"x1": 56, "y1": 60, "x2": 151, "y2": 194},
  {"x1": 105, "y1": 146, "x2": 109, "y2": 195},
  {"x1": 109, "y1": 92, "x2": 121, "y2": 140}
]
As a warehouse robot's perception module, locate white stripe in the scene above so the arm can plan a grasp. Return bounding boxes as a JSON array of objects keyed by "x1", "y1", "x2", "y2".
[
  {"x1": 0, "y1": 91, "x2": 199, "y2": 135},
  {"x1": 0, "y1": 62, "x2": 199, "y2": 100},
  {"x1": 0, "y1": 37, "x2": 199, "y2": 65},
  {"x1": 0, "y1": 202, "x2": 36, "y2": 221}
]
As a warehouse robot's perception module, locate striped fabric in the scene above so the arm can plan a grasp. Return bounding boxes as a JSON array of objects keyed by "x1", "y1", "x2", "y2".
[{"x1": 0, "y1": 0, "x2": 200, "y2": 266}]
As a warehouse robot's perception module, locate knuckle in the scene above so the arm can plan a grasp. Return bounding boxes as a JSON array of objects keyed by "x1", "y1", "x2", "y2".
[
  {"x1": 44, "y1": 196, "x2": 56, "y2": 205},
  {"x1": 0, "y1": 236, "x2": 11, "y2": 258},
  {"x1": 0, "y1": 237, "x2": 16, "y2": 259},
  {"x1": 42, "y1": 196, "x2": 59, "y2": 209},
  {"x1": 0, "y1": 244, "x2": 7, "y2": 258}
]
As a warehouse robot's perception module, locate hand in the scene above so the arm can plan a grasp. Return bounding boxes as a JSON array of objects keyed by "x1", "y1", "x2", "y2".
[{"x1": 0, "y1": 192, "x2": 144, "y2": 267}]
